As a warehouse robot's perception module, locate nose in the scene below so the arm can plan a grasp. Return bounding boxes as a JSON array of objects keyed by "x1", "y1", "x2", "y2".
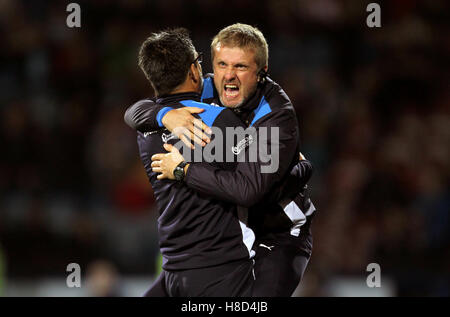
[{"x1": 224, "y1": 67, "x2": 236, "y2": 81}]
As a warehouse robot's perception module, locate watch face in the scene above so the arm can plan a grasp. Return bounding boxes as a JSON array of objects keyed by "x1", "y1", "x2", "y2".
[{"x1": 174, "y1": 167, "x2": 184, "y2": 181}]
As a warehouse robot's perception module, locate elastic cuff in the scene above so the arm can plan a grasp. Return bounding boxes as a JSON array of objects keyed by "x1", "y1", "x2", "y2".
[
  {"x1": 183, "y1": 162, "x2": 195, "y2": 184},
  {"x1": 156, "y1": 107, "x2": 174, "y2": 127}
]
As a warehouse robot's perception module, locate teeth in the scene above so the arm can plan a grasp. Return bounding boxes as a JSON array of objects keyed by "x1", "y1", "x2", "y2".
[
  {"x1": 225, "y1": 89, "x2": 239, "y2": 98},
  {"x1": 225, "y1": 84, "x2": 238, "y2": 89}
]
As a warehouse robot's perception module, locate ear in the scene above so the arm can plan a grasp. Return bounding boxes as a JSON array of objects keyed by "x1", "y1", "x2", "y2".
[
  {"x1": 189, "y1": 63, "x2": 200, "y2": 83},
  {"x1": 257, "y1": 65, "x2": 269, "y2": 83}
]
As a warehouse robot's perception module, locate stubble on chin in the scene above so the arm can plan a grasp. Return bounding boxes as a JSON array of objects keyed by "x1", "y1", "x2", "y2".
[{"x1": 220, "y1": 98, "x2": 244, "y2": 109}]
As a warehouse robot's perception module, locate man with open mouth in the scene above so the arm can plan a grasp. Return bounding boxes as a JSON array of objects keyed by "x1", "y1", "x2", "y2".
[{"x1": 125, "y1": 23, "x2": 316, "y2": 297}]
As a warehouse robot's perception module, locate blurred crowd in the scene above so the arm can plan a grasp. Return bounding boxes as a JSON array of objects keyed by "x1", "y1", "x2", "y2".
[{"x1": 0, "y1": 0, "x2": 448, "y2": 296}]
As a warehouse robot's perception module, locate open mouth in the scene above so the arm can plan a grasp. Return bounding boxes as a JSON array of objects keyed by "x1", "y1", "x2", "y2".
[{"x1": 224, "y1": 84, "x2": 240, "y2": 98}]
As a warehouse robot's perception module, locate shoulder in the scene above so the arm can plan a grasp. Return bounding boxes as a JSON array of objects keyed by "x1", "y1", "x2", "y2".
[
  {"x1": 179, "y1": 99, "x2": 224, "y2": 112},
  {"x1": 250, "y1": 79, "x2": 297, "y2": 127},
  {"x1": 200, "y1": 74, "x2": 216, "y2": 102},
  {"x1": 124, "y1": 98, "x2": 155, "y2": 116},
  {"x1": 263, "y1": 77, "x2": 294, "y2": 113},
  {"x1": 179, "y1": 100, "x2": 226, "y2": 127}
]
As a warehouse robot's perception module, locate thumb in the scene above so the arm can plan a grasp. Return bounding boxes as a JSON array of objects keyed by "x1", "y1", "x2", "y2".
[
  {"x1": 184, "y1": 107, "x2": 205, "y2": 114},
  {"x1": 163, "y1": 143, "x2": 173, "y2": 152}
]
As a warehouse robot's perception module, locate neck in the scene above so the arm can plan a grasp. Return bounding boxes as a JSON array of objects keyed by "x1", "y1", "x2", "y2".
[{"x1": 171, "y1": 82, "x2": 198, "y2": 95}]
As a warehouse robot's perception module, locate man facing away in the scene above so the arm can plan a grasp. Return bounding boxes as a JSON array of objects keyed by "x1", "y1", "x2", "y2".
[{"x1": 135, "y1": 28, "x2": 256, "y2": 297}]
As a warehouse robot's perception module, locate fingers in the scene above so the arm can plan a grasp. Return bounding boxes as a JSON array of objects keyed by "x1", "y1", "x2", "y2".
[
  {"x1": 173, "y1": 127, "x2": 195, "y2": 149},
  {"x1": 165, "y1": 143, "x2": 181, "y2": 155},
  {"x1": 179, "y1": 134, "x2": 195, "y2": 149},
  {"x1": 175, "y1": 126, "x2": 204, "y2": 148},
  {"x1": 151, "y1": 145, "x2": 177, "y2": 162},
  {"x1": 152, "y1": 158, "x2": 169, "y2": 177},
  {"x1": 184, "y1": 129, "x2": 205, "y2": 147},
  {"x1": 151, "y1": 153, "x2": 165, "y2": 161},
  {"x1": 184, "y1": 107, "x2": 205, "y2": 114},
  {"x1": 171, "y1": 116, "x2": 211, "y2": 147},
  {"x1": 151, "y1": 160, "x2": 162, "y2": 173},
  {"x1": 202, "y1": 122, "x2": 212, "y2": 135},
  {"x1": 151, "y1": 160, "x2": 160, "y2": 168},
  {"x1": 163, "y1": 143, "x2": 173, "y2": 151},
  {"x1": 193, "y1": 118, "x2": 212, "y2": 139},
  {"x1": 192, "y1": 120, "x2": 211, "y2": 144},
  {"x1": 157, "y1": 173, "x2": 168, "y2": 180},
  {"x1": 151, "y1": 144, "x2": 182, "y2": 181},
  {"x1": 193, "y1": 125, "x2": 208, "y2": 145},
  {"x1": 180, "y1": 120, "x2": 208, "y2": 147}
]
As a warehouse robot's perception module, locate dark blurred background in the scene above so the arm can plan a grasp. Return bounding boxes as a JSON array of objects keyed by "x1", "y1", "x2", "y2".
[{"x1": 0, "y1": 0, "x2": 448, "y2": 296}]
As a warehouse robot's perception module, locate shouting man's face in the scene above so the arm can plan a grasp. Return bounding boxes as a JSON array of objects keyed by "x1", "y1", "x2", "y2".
[{"x1": 212, "y1": 44, "x2": 262, "y2": 108}]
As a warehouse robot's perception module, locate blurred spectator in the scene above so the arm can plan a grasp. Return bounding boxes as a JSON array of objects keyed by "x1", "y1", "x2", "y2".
[{"x1": 85, "y1": 260, "x2": 122, "y2": 297}]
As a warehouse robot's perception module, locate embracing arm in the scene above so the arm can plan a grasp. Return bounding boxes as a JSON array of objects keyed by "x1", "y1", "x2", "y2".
[
  {"x1": 184, "y1": 110, "x2": 299, "y2": 208},
  {"x1": 124, "y1": 99, "x2": 212, "y2": 147}
]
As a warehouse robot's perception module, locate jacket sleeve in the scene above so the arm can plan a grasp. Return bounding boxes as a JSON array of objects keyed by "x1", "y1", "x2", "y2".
[
  {"x1": 184, "y1": 109, "x2": 299, "y2": 208},
  {"x1": 265, "y1": 159, "x2": 313, "y2": 203},
  {"x1": 124, "y1": 98, "x2": 167, "y2": 132}
]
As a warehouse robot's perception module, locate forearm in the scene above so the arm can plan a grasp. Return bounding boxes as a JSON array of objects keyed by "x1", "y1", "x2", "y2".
[
  {"x1": 185, "y1": 163, "x2": 266, "y2": 208},
  {"x1": 184, "y1": 120, "x2": 299, "y2": 207}
]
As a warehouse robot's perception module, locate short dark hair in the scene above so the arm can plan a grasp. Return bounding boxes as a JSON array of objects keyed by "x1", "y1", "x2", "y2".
[{"x1": 138, "y1": 28, "x2": 196, "y2": 96}]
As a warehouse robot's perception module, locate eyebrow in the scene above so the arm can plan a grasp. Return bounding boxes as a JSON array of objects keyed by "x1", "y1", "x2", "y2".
[{"x1": 217, "y1": 60, "x2": 249, "y2": 67}]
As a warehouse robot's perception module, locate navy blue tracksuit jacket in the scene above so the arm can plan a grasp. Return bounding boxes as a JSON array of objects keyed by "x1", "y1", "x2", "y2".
[
  {"x1": 125, "y1": 75, "x2": 315, "y2": 257},
  {"x1": 136, "y1": 92, "x2": 255, "y2": 271}
]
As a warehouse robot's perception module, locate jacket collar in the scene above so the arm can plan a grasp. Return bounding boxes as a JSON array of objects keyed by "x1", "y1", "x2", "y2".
[
  {"x1": 156, "y1": 92, "x2": 201, "y2": 105},
  {"x1": 231, "y1": 81, "x2": 266, "y2": 116}
]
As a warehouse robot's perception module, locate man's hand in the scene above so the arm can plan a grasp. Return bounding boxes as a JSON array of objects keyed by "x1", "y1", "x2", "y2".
[
  {"x1": 162, "y1": 107, "x2": 212, "y2": 149},
  {"x1": 151, "y1": 144, "x2": 187, "y2": 180}
]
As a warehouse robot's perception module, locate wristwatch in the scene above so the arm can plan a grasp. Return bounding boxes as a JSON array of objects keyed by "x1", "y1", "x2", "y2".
[{"x1": 173, "y1": 161, "x2": 188, "y2": 181}]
